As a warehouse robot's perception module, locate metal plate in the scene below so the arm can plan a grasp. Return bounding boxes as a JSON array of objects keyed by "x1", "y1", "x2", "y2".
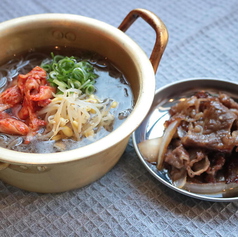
[{"x1": 132, "y1": 78, "x2": 238, "y2": 202}]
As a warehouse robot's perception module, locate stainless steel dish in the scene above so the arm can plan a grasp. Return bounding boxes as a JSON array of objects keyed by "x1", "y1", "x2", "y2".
[{"x1": 133, "y1": 78, "x2": 238, "y2": 202}]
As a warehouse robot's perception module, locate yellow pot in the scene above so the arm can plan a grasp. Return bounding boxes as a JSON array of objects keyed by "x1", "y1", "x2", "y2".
[{"x1": 0, "y1": 9, "x2": 168, "y2": 193}]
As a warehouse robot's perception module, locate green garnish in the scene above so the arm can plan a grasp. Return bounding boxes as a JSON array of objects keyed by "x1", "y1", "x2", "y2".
[{"x1": 41, "y1": 53, "x2": 98, "y2": 94}]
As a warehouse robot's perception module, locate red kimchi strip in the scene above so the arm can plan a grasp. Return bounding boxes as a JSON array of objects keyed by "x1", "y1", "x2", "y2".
[{"x1": 0, "y1": 66, "x2": 55, "y2": 142}]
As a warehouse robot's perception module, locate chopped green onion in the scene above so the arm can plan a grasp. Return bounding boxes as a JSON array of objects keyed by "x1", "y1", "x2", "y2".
[
  {"x1": 72, "y1": 80, "x2": 81, "y2": 89},
  {"x1": 52, "y1": 79, "x2": 68, "y2": 89},
  {"x1": 85, "y1": 85, "x2": 95, "y2": 94},
  {"x1": 41, "y1": 53, "x2": 98, "y2": 94}
]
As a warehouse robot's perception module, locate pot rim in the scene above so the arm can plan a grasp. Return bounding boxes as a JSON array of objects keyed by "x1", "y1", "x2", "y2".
[{"x1": 0, "y1": 13, "x2": 156, "y2": 165}]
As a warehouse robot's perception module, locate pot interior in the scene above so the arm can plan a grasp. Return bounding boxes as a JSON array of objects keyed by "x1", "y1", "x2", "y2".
[
  {"x1": 0, "y1": 14, "x2": 155, "y2": 101},
  {"x1": 0, "y1": 14, "x2": 155, "y2": 163}
]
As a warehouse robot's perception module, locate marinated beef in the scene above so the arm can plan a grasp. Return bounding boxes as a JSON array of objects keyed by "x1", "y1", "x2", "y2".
[
  {"x1": 164, "y1": 91, "x2": 238, "y2": 184},
  {"x1": 224, "y1": 152, "x2": 238, "y2": 183}
]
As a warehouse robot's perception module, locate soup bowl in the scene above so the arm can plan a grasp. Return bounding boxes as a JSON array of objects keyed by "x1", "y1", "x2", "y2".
[{"x1": 0, "y1": 9, "x2": 168, "y2": 193}]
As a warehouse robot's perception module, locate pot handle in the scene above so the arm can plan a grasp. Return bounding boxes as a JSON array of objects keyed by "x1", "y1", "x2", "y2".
[{"x1": 118, "y1": 8, "x2": 168, "y2": 73}]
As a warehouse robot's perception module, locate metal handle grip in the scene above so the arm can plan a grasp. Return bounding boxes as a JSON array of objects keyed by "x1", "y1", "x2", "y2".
[{"x1": 118, "y1": 8, "x2": 168, "y2": 73}]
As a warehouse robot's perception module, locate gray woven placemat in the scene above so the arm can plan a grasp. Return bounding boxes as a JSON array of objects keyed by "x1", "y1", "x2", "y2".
[{"x1": 1, "y1": 0, "x2": 238, "y2": 236}]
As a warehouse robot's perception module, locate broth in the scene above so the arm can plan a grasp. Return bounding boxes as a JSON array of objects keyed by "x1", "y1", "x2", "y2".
[{"x1": 0, "y1": 47, "x2": 134, "y2": 153}]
